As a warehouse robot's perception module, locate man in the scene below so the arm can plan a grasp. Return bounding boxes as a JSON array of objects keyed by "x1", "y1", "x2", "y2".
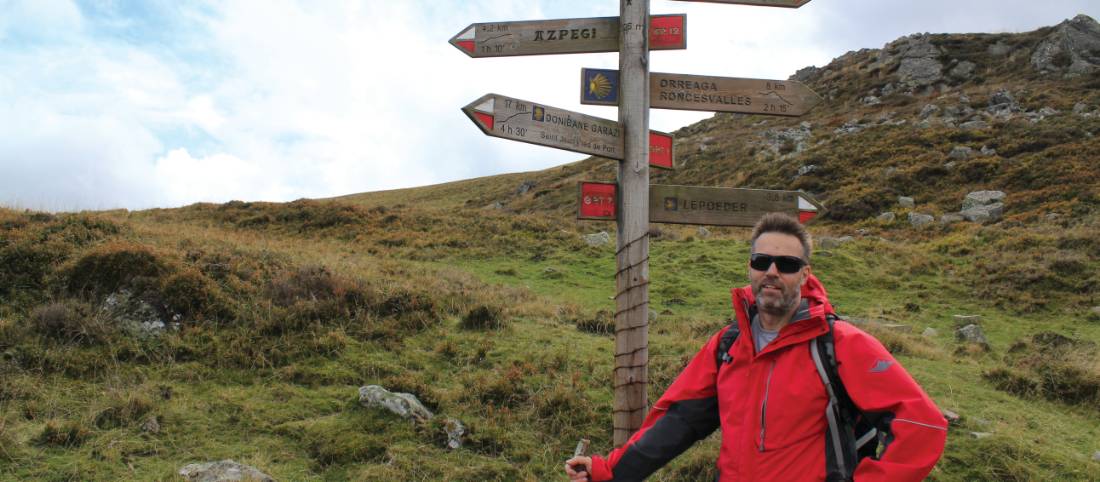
[{"x1": 566, "y1": 213, "x2": 947, "y2": 481}]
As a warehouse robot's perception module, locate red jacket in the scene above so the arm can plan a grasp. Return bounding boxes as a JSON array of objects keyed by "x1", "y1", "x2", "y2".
[{"x1": 588, "y1": 275, "x2": 947, "y2": 481}]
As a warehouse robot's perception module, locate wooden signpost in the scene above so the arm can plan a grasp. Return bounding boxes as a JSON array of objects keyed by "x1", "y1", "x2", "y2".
[
  {"x1": 462, "y1": 93, "x2": 675, "y2": 168},
  {"x1": 650, "y1": 184, "x2": 824, "y2": 225},
  {"x1": 577, "y1": 182, "x2": 824, "y2": 225},
  {"x1": 449, "y1": 14, "x2": 686, "y2": 58},
  {"x1": 581, "y1": 69, "x2": 822, "y2": 117},
  {"x1": 455, "y1": 0, "x2": 823, "y2": 449},
  {"x1": 669, "y1": 0, "x2": 811, "y2": 8}
]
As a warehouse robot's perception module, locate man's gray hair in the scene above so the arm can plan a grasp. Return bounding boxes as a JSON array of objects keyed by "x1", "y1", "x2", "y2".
[{"x1": 750, "y1": 212, "x2": 812, "y2": 261}]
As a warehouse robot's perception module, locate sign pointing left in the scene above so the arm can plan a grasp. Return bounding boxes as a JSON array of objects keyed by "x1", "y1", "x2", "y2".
[
  {"x1": 450, "y1": 15, "x2": 686, "y2": 58},
  {"x1": 462, "y1": 93, "x2": 674, "y2": 168}
]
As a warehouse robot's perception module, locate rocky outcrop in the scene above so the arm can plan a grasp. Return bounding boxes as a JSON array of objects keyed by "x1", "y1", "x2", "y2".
[
  {"x1": 1031, "y1": 15, "x2": 1100, "y2": 75},
  {"x1": 583, "y1": 231, "x2": 610, "y2": 247},
  {"x1": 891, "y1": 34, "x2": 944, "y2": 89}
]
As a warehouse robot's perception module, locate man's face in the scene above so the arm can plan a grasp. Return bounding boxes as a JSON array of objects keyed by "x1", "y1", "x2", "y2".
[{"x1": 749, "y1": 232, "x2": 810, "y2": 316}]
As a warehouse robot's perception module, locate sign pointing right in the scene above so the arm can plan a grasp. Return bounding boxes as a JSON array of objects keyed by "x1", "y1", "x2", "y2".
[
  {"x1": 650, "y1": 184, "x2": 824, "y2": 226},
  {"x1": 581, "y1": 68, "x2": 822, "y2": 117},
  {"x1": 668, "y1": 0, "x2": 811, "y2": 8}
]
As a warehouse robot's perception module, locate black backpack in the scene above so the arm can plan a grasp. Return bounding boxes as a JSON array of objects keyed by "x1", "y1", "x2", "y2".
[{"x1": 715, "y1": 314, "x2": 886, "y2": 482}]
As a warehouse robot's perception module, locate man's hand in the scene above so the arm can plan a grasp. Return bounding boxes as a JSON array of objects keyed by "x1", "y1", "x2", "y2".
[{"x1": 564, "y1": 456, "x2": 592, "y2": 481}]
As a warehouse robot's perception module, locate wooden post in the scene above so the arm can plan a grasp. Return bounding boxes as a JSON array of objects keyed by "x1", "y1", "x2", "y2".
[{"x1": 613, "y1": 0, "x2": 650, "y2": 446}]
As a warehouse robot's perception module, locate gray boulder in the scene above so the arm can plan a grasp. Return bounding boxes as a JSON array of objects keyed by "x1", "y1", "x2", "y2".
[
  {"x1": 179, "y1": 460, "x2": 274, "y2": 482},
  {"x1": 797, "y1": 164, "x2": 819, "y2": 176},
  {"x1": 956, "y1": 324, "x2": 989, "y2": 346},
  {"x1": 861, "y1": 95, "x2": 882, "y2": 106},
  {"x1": 941, "y1": 409, "x2": 961, "y2": 425},
  {"x1": 919, "y1": 104, "x2": 940, "y2": 119},
  {"x1": 583, "y1": 231, "x2": 611, "y2": 247},
  {"x1": 818, "y1": 236, "x2": 854, "y2": 250},
  {"x1": 908, "y1": 212, "x2": 935, "y2": 228},
  {"x1": 940, "y1": 213, "x2": 965, "y2": 225},
  {"x1": 948, "y1": 146, "x2": 973, "y2": 160},
  {"x1": 961, "y1": 203, "x2": 1005, "y2": 223},
  {"x1": 963, "y1": 191, "x2": 1006, "y2": 210},
  {"x1": 696, "y1": 226, "x2": 711, "y2": 238},
  {"x1": 922, "y1": 327, "x2": 939, "y2": 338},
  {"x1": 988, "y1": 41, "x2": 1013, "y2": 57},
  {"x1": 877, "y1": 212, "x2": 896, "y2": 223},
  {"x1": 898, "y1": 196, "x2": 915, "y2": 208},
  {"x1": 1031, "y1": 14, "x2": 1100, "y2": 75},
  {"x1": 359, "y1": 385, "x2": 434, "y2": 422},
  {"x1": 949, "y1": 60, "x2": 976, "y2": 80},
  {"x1": 980, "y1": 145, "x2": 997, "y2": 156},
  {"x1": 898, "y1": 57, "x2": 944, "y2": 88}
]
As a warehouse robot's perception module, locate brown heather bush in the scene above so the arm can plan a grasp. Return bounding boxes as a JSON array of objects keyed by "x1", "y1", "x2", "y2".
[
  {"x1": 459, "y1": 305, "x2": 506, "y2": 330},
  {"x1": 984, "y1": 332, "x2": 1100, "y2": 409},
  {"x1": 36, "y1": 419, "x2": 91, "y2": 448},
  {"x1": 29, "y1": 301, "x2": 110, "y2": 345},
  {"x1": 92, "y1": 389, "x2": 155, "y2": 430},
  {"x1": 159, "y1": 269, "x2": 234, "y2": 321},
  {"x1": 65, "y1": 241, "x2": 170, "y2": 298}
]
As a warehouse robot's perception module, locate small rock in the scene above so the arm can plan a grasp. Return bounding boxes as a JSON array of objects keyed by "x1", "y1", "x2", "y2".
[
  {"x1": 948, "y1": 146, "x2": 973, "y2": 160},
  {"x1": 970, "y1": 432, "x2": 993, "y2": 439},
  {"x1": 1038, "y1": 106, "x2": 1059, "y2": 117},
  {"x1": 696, "y1": 227, "x2": 711, "y2": 238},
  {"x1": 962, "y1": 191, "x2": 1007, "y2": 210},
  {"x1": 940, "y1": 213, "x2": 964, "y2": 225},
  {"x1": 583, "y1": 231, "x2": 611, "y2": 247},
  {"x1": 959, "y1": 120, "x2": 989, "y2": 130},
  {"x1": 516, "y1": 180, "x2": 536, "y2": 195},
  {"x1": 980, "y1": 145, "x2": 997, "y2": 156},
  {"x1": 908, "y1": 212, "x2": 935, "y2": 228},
  {"x1": 943, "y1": 161, "x2": 957, "y2": 170},
  {"x1": 988, "y1": 41, "x2": 1012, "y2": 57},
  {"x1": 922, "y1": 327, "x2": 939, "y2": 338},
  {"x1": 1074, "y1": 102, "x2": 1090, "y2": 114},
  {"x1": 898, "y1": 196, "x2": 915, "y2": 208},
  {"x1": 861, "y1": 95, "x2": 881, "y2": 106},
  {"x1": 797, "y1": 164, "x2": 819, "y2": 176},
  {"x1": 877, "y1": 212, "x2": 896, "y2": 223},
  {"x1": 956, "y1": 324, "x2": 989, "y2": 346},
  {"x1": 818, "y1": 236, "x2": 854, "y2": 250},
  {"x1": 989, "y1": 89, "x2": 1016, "y2": 107},
  {"x1": 941, "y1": 409, "x2": 961, "y2": 425},
  {"x1": 919, "y1": 104, "x2": 940, "y2": 119},
  {"x1": 1092, "y1": 450, "x2": 1100, "y2": 462},
  {"x1": 359, "y1": 385, "x2": 434, "y2": 422},
  {"x1": 1091, "y1": 306, "x2": 1100, "y2": 316},
  {"x1": 141, "y1": 416, "x2": 161, "y2": 434},
  {"x1": 179, "y1": 460, "x2": 274, "y2": 482},
  {"x1": 649, "y1": 309, "x2": 658, "y2": 322},
  {"x1": 444, "y1": 417, "x2": 465, "y2": 450},
  {"x1": 960, "y1": 203, "x2": 1004, "y2": 223}
]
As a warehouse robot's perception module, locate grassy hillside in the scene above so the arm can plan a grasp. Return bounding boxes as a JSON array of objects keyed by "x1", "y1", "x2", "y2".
[{"x1": 3, "y1": 17, "x2": 1100, "y2": 482}]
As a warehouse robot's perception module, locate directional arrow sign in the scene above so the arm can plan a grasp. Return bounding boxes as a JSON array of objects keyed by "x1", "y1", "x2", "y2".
[
  {"x1": 668, "y1": 0, "x2": 810, "y2": 8},
  {"x1": 462, "y1": 93, "x2": 675, "y2": 169},
  {"x1": 649, "y1": 185, "x2": 824, "y2": 226},
  {"x1": 449, "y1": 14, "x2": 686, "y2": 58},
  {"x1": 581, "y1": 68, "x2": 822, "y2": 117},
  {"x1": 577, "y1": 181, "x2": 618, "y2": 221}
]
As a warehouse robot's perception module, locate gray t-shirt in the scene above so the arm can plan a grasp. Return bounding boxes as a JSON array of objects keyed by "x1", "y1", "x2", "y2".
[{"x1": 751, "y1": 314, "x2": 779, "y2": 353}]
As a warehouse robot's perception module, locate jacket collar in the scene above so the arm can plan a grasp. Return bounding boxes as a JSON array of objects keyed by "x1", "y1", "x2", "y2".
[{"x1": 730, "y1": 273, "x2": 834, "y2": 356}]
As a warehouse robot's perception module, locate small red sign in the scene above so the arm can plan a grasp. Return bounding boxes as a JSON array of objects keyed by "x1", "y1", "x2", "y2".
[
  {"x1": 649, "y1": 131, "x2": 674, "y2": 169},
  {"x1": 578, "y1": 181, "x2": 617, "y2": 220},
  {"x1": 799, "y1": 210, "x2": 817, "y2": 224},
  {"x1": 650, "y1": 15, "x2": 686, "y2": 49}
]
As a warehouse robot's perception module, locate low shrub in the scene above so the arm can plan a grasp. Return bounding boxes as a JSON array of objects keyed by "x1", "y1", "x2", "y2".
[
  {"x1": 459, "y1": 305, "x2": 507, "y2": 330},
  {"x1": 65, "y1": 242, "x2": 170, "y2": 298},
  {"x1": 92, "y1": 389, "x2": 155, "y2": 430},
  {"x1": 36, "y1": 419, "x2": 91, "y2": 447},
  {"x1": 575, "y1": 310, "x2": 615, "y2": 335},
  {"x1": 29, "y1": 301, "x2": 110, "y2": 345}
]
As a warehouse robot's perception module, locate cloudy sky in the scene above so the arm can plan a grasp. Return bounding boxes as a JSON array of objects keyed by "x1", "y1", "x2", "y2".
[{"x1": 2, "y1": 0, "x2": 1097, "y2": 211}]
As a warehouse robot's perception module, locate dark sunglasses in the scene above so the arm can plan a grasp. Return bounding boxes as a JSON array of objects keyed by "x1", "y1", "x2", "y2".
[{"x1": 750, "y1": 253, "x2": 807, "y2": 274}]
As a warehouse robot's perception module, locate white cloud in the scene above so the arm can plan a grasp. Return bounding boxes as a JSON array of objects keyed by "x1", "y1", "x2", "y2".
[{"x1": 1, "y1": 0, "x2": 1098, "y2": 211}]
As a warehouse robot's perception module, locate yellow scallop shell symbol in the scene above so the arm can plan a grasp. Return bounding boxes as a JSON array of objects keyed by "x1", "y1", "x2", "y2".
[{"x1": 588, "y1": 73, "x2": 613, "y2": 99}]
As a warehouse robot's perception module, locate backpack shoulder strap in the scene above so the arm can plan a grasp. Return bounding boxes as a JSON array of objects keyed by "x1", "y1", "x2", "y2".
[
  {"x1": 715, "y1": 318, "x2": 740, "y2": 366},
  {"x1": 813, "y1": 314, "x2": 862, "y2": 481}
]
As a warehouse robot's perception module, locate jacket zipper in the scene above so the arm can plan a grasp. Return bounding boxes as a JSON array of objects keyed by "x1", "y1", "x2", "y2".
[{"x1": 758, "y1": 359, "x2": 777, "y2": 451}]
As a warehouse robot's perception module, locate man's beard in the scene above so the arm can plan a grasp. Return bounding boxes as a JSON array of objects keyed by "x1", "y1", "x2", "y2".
[{"x1": 753, "y1": 276, "x2": 800, "y2": 316}]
